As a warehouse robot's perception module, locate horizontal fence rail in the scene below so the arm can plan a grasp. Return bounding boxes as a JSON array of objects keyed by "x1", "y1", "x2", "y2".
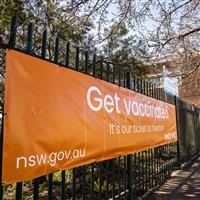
[{"x1": 0, "y1": 16, "x2": 199, "y2": 200}]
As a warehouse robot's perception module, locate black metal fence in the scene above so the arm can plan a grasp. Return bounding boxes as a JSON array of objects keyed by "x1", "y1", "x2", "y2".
[
  {"x1": 176, "y1": 98, "x2": 200, "y2": 166},
  {"x1": 0, "y1": 17, "x2": 199, "y2": 200}
]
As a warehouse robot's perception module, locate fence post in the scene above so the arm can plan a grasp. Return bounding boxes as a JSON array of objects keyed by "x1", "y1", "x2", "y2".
[
  {"x1": 8, "y1": 16, "x2": 17, "y2": 49},
  {"x1": 41, "y1": 30, "x2": 47, "y2": 58},
  {"x1": 26, "y1": 23, "x2": 33, "y2": 52},
  {"x1": 65, "y1": 42, "x2": 70, "y2": 67},
  {"x1": 0, "y1": 97, "x2": 4, "y2": 200},
  {"x1": 174, "y1": 96, "x2": 180, "y2": 169},
  {"x1": 75, "y1": 46, "x2": 79, "y2": 70},
  {"x1": 126, "y1": 71, "x2": 133, "y2": 199},
  {"x1": 0, "y1": 16, "x2": 20, "y2": 200},
  {"x1": 193, "y1": 106, "x2": 199, "y2": 155}
]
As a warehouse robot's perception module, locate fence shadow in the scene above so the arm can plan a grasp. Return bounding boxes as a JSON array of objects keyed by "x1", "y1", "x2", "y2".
[{"x1": 153, "y1": 157, "x2": 200, "y2": 200}]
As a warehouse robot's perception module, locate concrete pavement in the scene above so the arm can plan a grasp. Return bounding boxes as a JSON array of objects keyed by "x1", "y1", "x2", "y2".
[{"x1": 145, "y1": 156, "x2": 200, "y2": 200}]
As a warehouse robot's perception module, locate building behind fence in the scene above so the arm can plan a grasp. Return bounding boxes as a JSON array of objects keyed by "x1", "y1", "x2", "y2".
[{"x1": 0, "y1": 17, "x2": 199, "y2": 200}]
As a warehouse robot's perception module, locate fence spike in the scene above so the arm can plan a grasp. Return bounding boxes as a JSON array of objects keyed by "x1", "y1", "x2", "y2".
[
  {"x1": 26, "y1": 23, "x2": 33, "y2": 53},
  {"x1": 8, "y1": 16, "x2": 17, "y2": 49},
  {"x1": 41, "y1": 30, "x2": 47, "y2": 58}
]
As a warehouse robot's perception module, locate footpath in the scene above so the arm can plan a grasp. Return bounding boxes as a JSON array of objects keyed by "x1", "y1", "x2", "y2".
[{"x1": 145, "y1": 156, "x2": 200, "y2": 200}]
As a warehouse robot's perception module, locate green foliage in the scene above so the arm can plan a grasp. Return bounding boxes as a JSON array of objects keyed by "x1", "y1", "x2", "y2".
[
  {"x1": 93, "y1": 179, "x2": 113, "y2": 193},
  {"x1": 0, "y1": 1, "x2": 92, "y2": 41},
  {"x1": 0, "y1": 1, "x2": 94, "y2": 112},
  {"x1": 101, "y1": 23, "x2": 149, "y2": 76},
  {"x1": 53, "y1": 170, "x2": 73, "y2": 183}
]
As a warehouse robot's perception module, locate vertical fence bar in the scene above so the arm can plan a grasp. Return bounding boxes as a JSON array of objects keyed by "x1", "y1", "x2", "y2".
[
  {"x1": 65, "y1": 42, "x2": 70, "y2": 67},
  {"x1": 159, "y1": 147, "x2": 162, "y2": 185},
  {"x1": 61, "y1": 170, "x2": 65, "y2": 200},
  {"x1": 133, "y1": 153, "x2": 136, "y2": 198},
  {"x1": 123, "y1": 71, "x2": 127, "y2": 199},
  {"x1": 160, "y1": 88, "x2": 162, "y2": 100},
  {"x1": 136, "y1": 76, "x2": 139, "y2": 92},
  {"x1": 147, "y1": 82, "x2": 149, "y2": 96},
  {"x1": 167, "y1": 144, "x2": 170, "y2": 173},
  {"x1": 151, "y1": 149, "x2": 154, "y2": 187},
  {"x1": 163, "y1": 146, "x2": 166, "y2": 182},
  {"x1": 140, "y1": 78, "x2": 143, "y2": 93},
  {"x1": 33, "y1": 176, "x2": 39, "y2": 200},
  {"x1": 0, "y1": 102, "x2": 4, "y2": 200},
  {"x1": 143, "y1": 81, "x2": 146, "y2": 95},
  {"x1": 140, "y1": 77, "x2": 143, "y2": 94},
  {"x1": 112, "y1": 159, "x2": 116, "y2": 199},
  {"x1": 82, "y1": 51, "x2": 88, "y2": 199},
  {"x1": 154, "y1": 148, "x2": 157, "y2": 187},
  {"x1": 159, "y1": 87, "x2": 162, "y2": 100},
  {"x1": 149, "y1": 83, "x2": 151, "y2": 97},
  {"x1": 12, "y1": 16, "x2": 23, "y2": 200},
  {"x1": 91, "y1": 55, "x2": 96, "y2": 199},
  {"x1": 123, "y1": 156, "x2": 127, "y2": 199},
  {"x1": 75, "y1": 46, "x2": 79, "y2": 70},
  {"x1": 54, "y1": 35, "x2": 59, "y2": 63},
  {"x1": 151, "y1": 84, "x2": 153, "y2": 98},
  {"x1": 148, "y1": 150, "x2": 151, "y2": 189},
  {"x1": 33, "y1": 28, "x2": 47, "y2": 200},
  {"x1": 82, "y1": 166, "x2": 86, "y2": 200},
  {"x1": 99, "y1": 162, "x2": 102, "y2": 199},
  {"x1": 8, "y1": 16, "x2": 17, "y2": 49},
  {"x1": 126, "y1": 71, "x2": 132, "y2": 199},
  {"x1": 106, "y1": 63, "x2": 110, "y2": 82},
  {"x1": 84, "y1": 51, "x2": 88, "y2": 74},
  {"x1": 48, "y1": 35, "x2": 60, "y2": 200},
  {"x1": 28, "y1": 22, "x2": 39, "y2": 200},
  {"x1": 163, "y1": 145, "x2": 167, "y2": 180},
  {"x1": 133, "y1": 75, "x2": 136, "y2": 91},
  {"x1": 153, "y1": 85, "x2": 156, "y2": 98},
  {"x1": 48, "y1": 174, "x2": 53, "y2": 200},
  {"x1": 0, "y1": 14, "x2": 16, "y2": 200},
  {"x1": 16, "y1": 182, "x2": 23, "y2": 200},
  {"x1": 123, "y1": 70, "x2": 126, "y2": 87},
  {"x1": 91, "y1": 164, "x2": 94, "y2": 199},
  {"x1": 100, "y1": 57, "x2": 103, "y2": 79},
  {"x1": 113, "y1": 64, "x2": 116, "y2": 84},
  {"x1": 118, "y1": 67, "x2": 121, "y2": 86},
  {"x1": 92, "y1": 54, "x2": 96, "y2": 77},
  {"x1": 174, "y1": 96, "x2": 180, "y2": 169},
  {"x1": 157, "y1": 85, "x2": 159, "y2": 99},
  {"x1": 145, "y1": 151, "x2": 148, "y2": 192},
  {"x1": 156, "y1": 147, "x2": 159, "y2": 186},
  {"x1": 138, "y1": 152, "x2": 142, "y2": 196},
  {"x1": 153, "y1": 84, "x2": 156, "y2": 98},
  {"x1": 26, "y1": 23, "x2": 33, "y2": 52},
  {"x1": 141, "y1": 151, "x2": 144, "y2": 194},
  {"x1": 72, "y1": 168, "x2": 76, "y2": 200},
  {"x1": 142, "y1": 79, "x2": 144, "y2": 94},
  {"x1": 41, "y1": 30, "x2": 47, "y2": 58},
  {"x1": 117, "y1": 157, "x2": 120, "y2": 199},
  {"x1": 106, "y1": 160, "x2": 109, "y2": 200},
  {"x1": 57, "y1": 36, "x2": 63, "y2": 200}
]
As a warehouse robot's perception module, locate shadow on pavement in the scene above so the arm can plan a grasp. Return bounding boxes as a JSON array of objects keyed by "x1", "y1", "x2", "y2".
[{"x1": 144, "y1": 157, "x2": 200, "y2": 200}]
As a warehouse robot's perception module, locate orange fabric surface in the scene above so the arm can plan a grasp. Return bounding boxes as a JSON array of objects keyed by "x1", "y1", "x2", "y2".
[{"x1": 3, "y1": 50, "x2": 177, "y2": 183}]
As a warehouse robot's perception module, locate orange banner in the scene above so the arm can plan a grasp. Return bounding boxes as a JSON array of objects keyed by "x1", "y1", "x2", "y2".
[{"x1": 3, "y1": 50, "x2": 177, "y2": 184}]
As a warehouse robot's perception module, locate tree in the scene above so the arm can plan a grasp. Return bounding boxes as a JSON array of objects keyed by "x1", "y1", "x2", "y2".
[
  {"x1": 101, "y1": 23, "x2": 149, "y2": 76},
  {"x1": 0, "y1": 0, "x2": 94, "y2": 112},
  {"x1": 0, "y1": 0, "x2": 93, "y2": 54},
  {"x1": 2, "y1": 1, "x2": 199, "y2": 77},
  {"x1": 66, "y1": 0, "x2": 200, "y2": 77}
]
